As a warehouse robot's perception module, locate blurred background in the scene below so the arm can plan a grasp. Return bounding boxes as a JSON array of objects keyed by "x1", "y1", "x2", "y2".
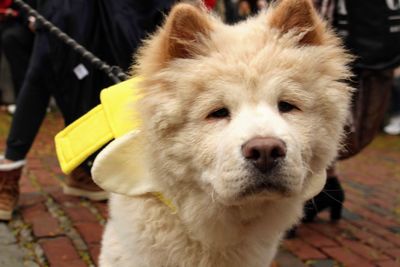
[{"x1": 0, "y1": 1, "x2": 399, "y2": 267}]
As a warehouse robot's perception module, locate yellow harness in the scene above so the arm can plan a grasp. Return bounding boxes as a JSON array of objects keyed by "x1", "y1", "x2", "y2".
[
  {"x1": 55, "y1": 78, "x2": 177, "y2": 212},
  {"x1": 55, "y1": 78, "x2": 141, "y2": 174}
]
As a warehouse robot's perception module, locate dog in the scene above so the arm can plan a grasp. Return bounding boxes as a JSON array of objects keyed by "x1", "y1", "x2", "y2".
[{"x1": 91, "y1": 1, "x2": 353, "y2": 266}]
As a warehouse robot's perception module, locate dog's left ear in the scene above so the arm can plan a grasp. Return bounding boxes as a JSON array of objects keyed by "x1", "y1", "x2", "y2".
[
  {"x1": 91, "y1": 130, "x2": 161, "y2": 196},
  {"x1": 302, "y1": 169, "x2": 327, "y2": 200},
  {"x1": 162, "y1": 3, "x2": 212, "y2": 61},
  {"x1": 269, "y1": 0, "x2": 325, "y2": 45}
]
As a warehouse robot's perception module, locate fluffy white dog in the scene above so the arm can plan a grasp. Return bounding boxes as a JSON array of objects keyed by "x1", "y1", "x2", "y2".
[{"x1": 92, "y1": 0, "x2": 353, "y2": 266}]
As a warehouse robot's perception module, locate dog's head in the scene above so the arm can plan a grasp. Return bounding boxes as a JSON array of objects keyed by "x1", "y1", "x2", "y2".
[
  {"x1": 133, "y1": 0, "x2": 353, "y2": 205},
  {"x1": 95, "y1": 0, "x2": 353, "y2": 207}
]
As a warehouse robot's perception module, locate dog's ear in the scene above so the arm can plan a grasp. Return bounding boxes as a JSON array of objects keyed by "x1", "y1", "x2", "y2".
[
  {"x1": 162, "y1": 3, "x2": 212, "y2": 60},
  {"x1": 302, "y1": 169, "x2": 327, "y2": 200},
  {"x1": 92, "y1": 130, "x2": 160, "y2": 196},
  {"x1": 269, "y1": 0, "x2": 324, "y2": 45}
]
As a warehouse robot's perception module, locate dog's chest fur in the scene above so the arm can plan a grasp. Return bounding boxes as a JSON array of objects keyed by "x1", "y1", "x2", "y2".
[{"x1": 100, "y1": 193, "x2": 303, "y2": 267}]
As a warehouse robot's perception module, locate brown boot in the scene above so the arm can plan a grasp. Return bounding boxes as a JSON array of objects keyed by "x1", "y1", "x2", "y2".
[
  {"x1": 63, "y1": 166, "x2": 108, "y2": 201},
  {"x1": 0, "y1": 167, "x2": 22, "y2": 221}
]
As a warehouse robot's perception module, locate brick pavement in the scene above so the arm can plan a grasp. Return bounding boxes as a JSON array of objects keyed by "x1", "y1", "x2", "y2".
[{"x1": 0, "y1": 110, "x2": 399, "y2": 267}]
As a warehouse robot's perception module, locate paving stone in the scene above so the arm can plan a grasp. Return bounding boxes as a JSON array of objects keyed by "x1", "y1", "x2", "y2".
[
  {"x1": 74, "y1": 222, "x2": 104, "y2": 245},
  {"x1": 88, "y1": 244, "x2": 101, "y2": 266},
  {"x1": 307, "y1": 259, "x2": 336, "y2": 267},
  {"x1": 341, "y1": 208, "x2": 362, "y2": 221},
  {"x1": 322, "y1": 247, "x2": 376, "y2": 267},
  {"x1": 368, "y1": 204, "x2": 392, "y2": 217},
  {"x1": 298, "y1": 226, "x2": 338, "y2": 247},
  {"x1": 388, "y1": 226, "x2": 400, "y2": 234},
  {"x1": 377, "y1": 260, "x2": 400, "y2": 267},
  {"x1": 20, "y1": 202, "x2": 48, "y2": 224},
  {"x1": 336, "y1": 221, "x2": 395, "y2": 249},
  {"x1": 345, "y1": 180, "x2": 372, "y2": 194},
  {"x1": 385, "y1": 248, "x2": 400, "y2": 260},
  {"x1": 0, "y1": 244, "x2": 25, "y2": 267},
  {"x1": 64, "y1": 206, "x2": 98, "y2": 223},
  {"x1": 340, "y1": 239, "x2": 390, "y2": 261},
  {"x1": 39, "y1": 236, "x2": 84, "y2": 266},
  {"x1": 356, "y1": 208, "x2": 398, "y2": 228},
  {"x1": 18, "y1": 192, "x2": 45, "y2": 207},
  {"x1": 32, "y1": 214, "x2": 62, "y2": 238},
  {"x1": 0, "y1": 223, "x2": 16, "y2": 245},
  {"x1": 274, "y1": 250, "x2": 306, "y2": 267},
  {"x1": 284, "y1": 239, "x2": 327, "y2": 260},
  {"x1": 349, "y1": 219, "x2": 400, "y2": 247},
  {"x1": 23, "y1": 261, "x2": 40, "y2": 267}
]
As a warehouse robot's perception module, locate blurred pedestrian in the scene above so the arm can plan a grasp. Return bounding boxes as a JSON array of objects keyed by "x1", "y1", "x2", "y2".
[
  {"x1": 203, "y1": 0, "x2": 217, "y2": 10},
  {"x1": 384, "y1": 74, "x2": 400, "y2": 135},
  {"x1": 256, "y1": 0, "x2": 268, "y2": 11},
  {"x1": 302, "y1": 0, "x2": 400, "y2": 224},
  {"x1": 0, "y1": 0, "x2": 35, "y2": 113},
  {"x1": 237, "y1": 0, "x2": 251, "y2": 20},
  {"x1": 235, "y1": 0, "x2": 268, "y2": 21},
  {"x1": 0, "y1": 0, "x2": 176, "y2": 221},
  {"x1": 222, "y1": 0, "x2": 238, "y2": 24}
]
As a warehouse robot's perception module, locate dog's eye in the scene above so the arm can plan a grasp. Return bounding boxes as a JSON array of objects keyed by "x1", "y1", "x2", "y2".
[
  {"x1": 207, "y1": 108, "x2": 230, "y2": 119},
  {"x1": 278, "y1": 101, "x2": 298, "y2": 113}
]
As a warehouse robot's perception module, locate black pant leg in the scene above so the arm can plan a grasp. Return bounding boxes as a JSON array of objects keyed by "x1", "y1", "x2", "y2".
[
  {"x1": 5, "y1": 81, "x2": 50, "y2": 161},
  {"x1": 2, "y1": 24, "x2": 34, "y2": 98},
  {"x1": 5, "y1": 32, "x2": 52, "y2": 161}
]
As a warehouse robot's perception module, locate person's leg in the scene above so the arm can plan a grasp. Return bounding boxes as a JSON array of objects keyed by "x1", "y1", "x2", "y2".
[
  {"x1": 0, "y1": 23, "x2": 6, "y2": 69},
  {"x1": 0, "y1": 79, "x2": 50, "y2": 220},
  {"x1": 0, "y1": 22, "x2": 17, "y2": 67},
  {"x1": 2, "y1": 23, "x2": 34, "y2": 98},
  {"x1": 4, "y1": 82, "x2": 50, "y2": 161},
  {"x1": 384, "y1": 76, "x2": 400, "y2": 135},
  {"x1": 392, "y1": 76, "x2": 400, "y2": 116},
  {"x1": 0, "y1": 32, "x2": 51, "y2": 220},
  {"x1": 0, "y1": 21, "x2": 17, "y2": 104},
  {"x1": 4, "y1": 29, "x2": 52, "y2": 162}
]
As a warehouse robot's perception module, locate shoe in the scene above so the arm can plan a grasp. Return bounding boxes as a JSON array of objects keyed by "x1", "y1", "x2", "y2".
[
  {"x1": 63, "y1": 166, "x2": 108, "y2": 201},
  {"x1": 384, "y1": 115, "x2": 400, "y2": 135},
  {"x1": 0, "y1": 166, "x2": 23, "y2": 221},
  {"x1": 303, "y1": 176, "x2": 345, "y2": 222}
]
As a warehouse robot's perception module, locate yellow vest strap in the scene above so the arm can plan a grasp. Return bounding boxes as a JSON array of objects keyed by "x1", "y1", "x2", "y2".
[{"x1": 55, "y1": 78, "x2": 142, "y2": 174}]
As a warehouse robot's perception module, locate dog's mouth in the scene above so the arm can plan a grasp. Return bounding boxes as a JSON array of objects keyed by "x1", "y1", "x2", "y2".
[
  {"x1": 237, "y1": 170, "x2": 299, "y2": 200},
  {"x1": 239, "y1": 179, "x2": 293, "y2": 199},
  {"x1": 207, "y1": 163, "x2": 303, "y2": 205}
]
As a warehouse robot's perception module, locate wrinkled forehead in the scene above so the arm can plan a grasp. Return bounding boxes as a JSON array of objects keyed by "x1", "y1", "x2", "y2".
[
  {"x1": 166, "y1": 23, "x2": 328, "y2": 90},
  {"x1": 167, "y1": 46, "x2": 323, "y2": 99}
]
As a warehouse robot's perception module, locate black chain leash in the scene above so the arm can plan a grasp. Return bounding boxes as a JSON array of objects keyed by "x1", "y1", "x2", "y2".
[{"x1": 14, "y1": 0, "x2": 129, "y2": 83}]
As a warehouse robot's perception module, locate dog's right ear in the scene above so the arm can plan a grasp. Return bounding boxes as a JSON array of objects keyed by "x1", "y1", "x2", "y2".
[
  {"x1": 269, "y1": 0, "x2": 325, "y2": 46},
  {"x1": 91, "y1": 130, "x2": 160, "y2": 196},
  {"x1": 161, "y1": 3, "x2": 212, "y2": 61}
]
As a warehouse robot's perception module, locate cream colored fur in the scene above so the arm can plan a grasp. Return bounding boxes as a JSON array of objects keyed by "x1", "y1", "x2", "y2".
[{"x1": 93, "y1": 1, "x2": 353, "y2": 266}]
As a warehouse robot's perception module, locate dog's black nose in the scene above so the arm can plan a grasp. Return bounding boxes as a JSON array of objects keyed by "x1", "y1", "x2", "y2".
[{"x1": 242, "y1": 137, "x2": 286, "y2": 173}]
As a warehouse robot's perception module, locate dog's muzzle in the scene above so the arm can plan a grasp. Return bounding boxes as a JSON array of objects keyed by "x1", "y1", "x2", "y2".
[{"x1": 239, "y1": 137, "x2": 293, "y2": 197}]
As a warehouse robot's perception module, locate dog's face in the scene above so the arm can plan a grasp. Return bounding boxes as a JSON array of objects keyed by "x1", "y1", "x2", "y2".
[{"x1": 135, "y1": 0, "x2": 352, "y2": 206}]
